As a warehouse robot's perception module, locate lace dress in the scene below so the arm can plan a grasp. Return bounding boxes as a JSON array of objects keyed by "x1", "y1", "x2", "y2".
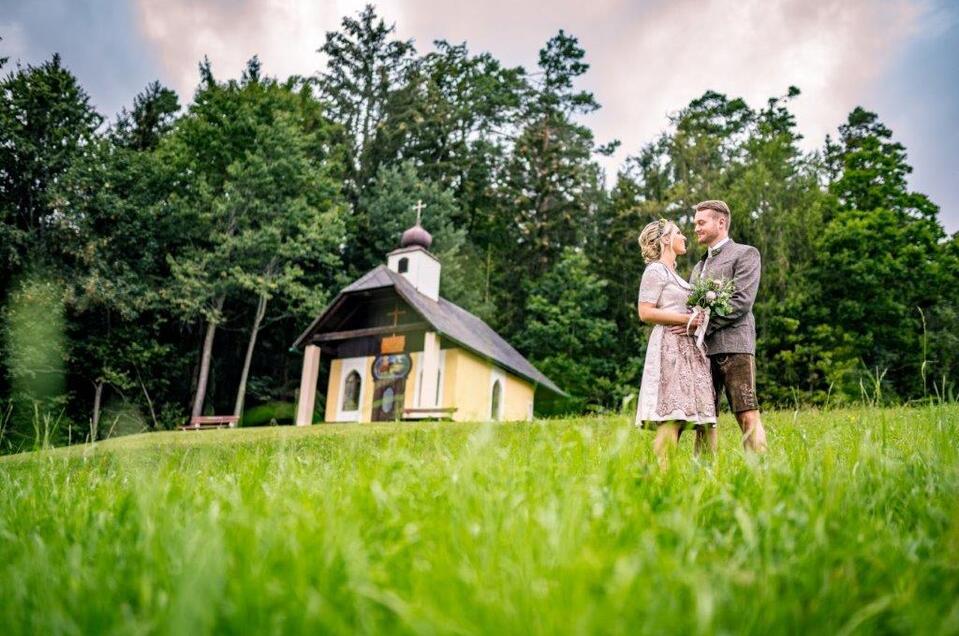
[{"x1": 635, "y1": 262, "x2": 717, "y2": 429}]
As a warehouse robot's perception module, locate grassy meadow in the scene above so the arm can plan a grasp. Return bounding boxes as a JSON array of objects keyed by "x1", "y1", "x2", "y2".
[{"x1": 1, "y1": 405, "x2": 958, "y2": 634}]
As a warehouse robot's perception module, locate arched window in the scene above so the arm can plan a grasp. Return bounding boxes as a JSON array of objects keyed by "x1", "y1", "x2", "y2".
[
  {"x1": 342, "y1": 370, "x2": 361, "y2": 412},
  {"x1": 398, "y1": 257, "x2": 409, "y2": 274},
  {"x1": 490, "y1": 380, "x2": 502, "y2": 421}
]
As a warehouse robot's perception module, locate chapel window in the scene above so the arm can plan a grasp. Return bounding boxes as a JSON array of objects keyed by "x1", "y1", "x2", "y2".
[
  {"x1": 342, "y1": 370, "x2": 361, "y2": 412},
  {"x1": 490, "y1": 380, "x2": 502, "y2": 422}
]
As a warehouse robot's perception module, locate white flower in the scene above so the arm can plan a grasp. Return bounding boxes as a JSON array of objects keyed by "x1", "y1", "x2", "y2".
[{"x1": 705, "y1": 291, "x2": 717, "y2": 302}]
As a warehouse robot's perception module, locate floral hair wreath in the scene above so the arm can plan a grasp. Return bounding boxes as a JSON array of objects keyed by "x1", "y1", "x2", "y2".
[
  {"x1": 658, "y1": 218, "x2": 675, "y2": 242},
  {"x1": 636, "y1": 218, "x2": 676, "y2": 249}
]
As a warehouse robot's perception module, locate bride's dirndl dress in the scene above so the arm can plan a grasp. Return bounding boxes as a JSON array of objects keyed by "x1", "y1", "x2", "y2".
[{"x1": 635, "y1": 262, "x2": 717, "y2": 430}]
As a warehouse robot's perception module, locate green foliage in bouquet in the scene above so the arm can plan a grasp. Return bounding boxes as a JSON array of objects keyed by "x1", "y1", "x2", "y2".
[{"x1": 687, "y1": 276, "x2": 735, "y2": 316}]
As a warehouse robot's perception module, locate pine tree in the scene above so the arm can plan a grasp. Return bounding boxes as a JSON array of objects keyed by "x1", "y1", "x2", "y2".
[{"x1": 809, "y1": 108, "x2": 947, "y2": 399}]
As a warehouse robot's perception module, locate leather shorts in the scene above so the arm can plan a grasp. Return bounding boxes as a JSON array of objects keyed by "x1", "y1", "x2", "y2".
[{"x1": 710, "y1": 353, "x2": 760, "y2": 413}]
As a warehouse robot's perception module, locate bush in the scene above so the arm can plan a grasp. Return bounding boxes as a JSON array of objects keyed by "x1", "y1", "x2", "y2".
[{"x1": 239, "y1": 401, "x2": 295, "y2": 427}]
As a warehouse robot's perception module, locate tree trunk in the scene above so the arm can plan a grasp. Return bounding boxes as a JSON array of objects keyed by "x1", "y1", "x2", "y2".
[
  {"x1": 92, "y1": 379, "x2": 103, "y2": 442},
  {"x1": 135, "y1": 366, "x2": 159, "y2": 431},
  {"x1": 191, "y1": 295, "x2": 225, "y2": 418},
  {"x1": 233, "y1": 293, "x2": 268, "y2": 420}
]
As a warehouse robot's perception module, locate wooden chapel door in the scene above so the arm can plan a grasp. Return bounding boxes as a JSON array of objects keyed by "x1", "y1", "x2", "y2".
[{"x1": 371, "y1": 353, "x2": 411, "y2": 421}]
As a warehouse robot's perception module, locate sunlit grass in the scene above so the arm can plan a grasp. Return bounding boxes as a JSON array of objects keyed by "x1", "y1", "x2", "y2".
[{"x1": 1, "y1": 405, "x2": 958, "y2": 634}]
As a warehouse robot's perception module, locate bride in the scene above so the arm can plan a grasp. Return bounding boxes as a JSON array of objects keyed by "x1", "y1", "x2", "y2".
[{"x1": 635, "y1": 219, "x2": 716, "y2": 466}]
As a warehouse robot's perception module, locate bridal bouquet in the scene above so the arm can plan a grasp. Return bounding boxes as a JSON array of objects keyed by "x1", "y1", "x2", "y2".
[{"x1": 686, "y1": 276, "x2": 735, "y2": 349}]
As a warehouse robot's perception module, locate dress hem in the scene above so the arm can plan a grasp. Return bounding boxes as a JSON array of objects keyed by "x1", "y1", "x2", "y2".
[{"x1": 636, "y1": 414, "x2": 717, "y2": 431}]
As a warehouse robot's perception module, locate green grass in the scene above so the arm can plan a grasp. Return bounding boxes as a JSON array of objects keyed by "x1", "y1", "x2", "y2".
[{"x1": 2, "y1": 406, "x2": 958, "y2": 635}]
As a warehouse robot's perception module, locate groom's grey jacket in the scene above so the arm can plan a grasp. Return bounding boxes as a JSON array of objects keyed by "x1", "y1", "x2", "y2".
[{"x1": 690, "y1": 239, "x2": 761, "y2": 356}]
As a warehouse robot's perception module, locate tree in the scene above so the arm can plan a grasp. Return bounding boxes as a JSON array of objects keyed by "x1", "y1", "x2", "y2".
[
  {"x1": 355, "y1": 161, "x2": 462, "y2": 272},
  {"x1": 504, "y1": 31, "x2": 604, "y2": 274},
  {"x1": 825, "y1": 107, "x2": 939, "y2": 220},
  {"x1": 0, "y1": 54, "x2": 103, "y2": 440},
  {"x1": 160, "y1": 59, "x2": 345, "y2": 419},
  {"x1": 220, "y1": 111, "x2": 345, "y2": 418},
  {"x1": 395, "y1": 40, "x2": 525, "y2": 234},
  {"x1": 516, "y1": 248, "x2": 618, "y2": 412},
  {"x1": 493, "y1": 31, "x2": 607, "y2": 336},
  {"x1": 1, "y1": 275, "x2": 67, "y2": 450},
  {"x1": 53, "y1": 126, "x2": 187, "y2": 435},
  {"x1": 926, "y1": 235, "x2": 959, "y2": 396},
  {"x1": 112, "y1": 81, "x2": 180, "y2": 151},
  {"x1": 317, "y1": 5, "x2": 416, "y2": 204},
  {"x1": 723, "y1": 89, "x2": 828, "y2": 403},
  {"x1": 356, "y1": 160, "x2": 494, "y2": 319},
  {"x1": 0, "y1": 54, "x2": 102, "y2": 280},
  {"x1": 806, "y1": 108, "x2": 947, "y2": 400}
]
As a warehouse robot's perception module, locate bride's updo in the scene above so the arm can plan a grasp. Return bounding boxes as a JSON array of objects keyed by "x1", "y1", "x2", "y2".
[{"x1": 639, "y1": 219, "x2": 675, "y2": 263}]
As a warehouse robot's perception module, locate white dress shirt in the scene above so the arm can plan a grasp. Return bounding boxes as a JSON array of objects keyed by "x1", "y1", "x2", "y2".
[
  {"x1": 708, "y1": 236, "x2": 730, "y2": 257},
  {"x1": 702, "y1": 237, "x2": 730, "y2": 276}
]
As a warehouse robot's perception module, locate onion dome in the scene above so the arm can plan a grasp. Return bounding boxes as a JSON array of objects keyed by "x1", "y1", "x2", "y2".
[{"x1": 400, "y1": 222, "x2": 432, "y2": 249}]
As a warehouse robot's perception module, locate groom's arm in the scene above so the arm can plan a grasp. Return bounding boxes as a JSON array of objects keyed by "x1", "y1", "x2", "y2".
[{"x1": 706, "y1": 247, "x2": 761, "y2": 335}]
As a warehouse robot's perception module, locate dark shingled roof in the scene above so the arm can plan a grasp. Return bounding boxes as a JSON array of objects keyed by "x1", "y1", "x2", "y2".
[{"x1": 293, "y1": 265, "x2": 564, "y2": 396}]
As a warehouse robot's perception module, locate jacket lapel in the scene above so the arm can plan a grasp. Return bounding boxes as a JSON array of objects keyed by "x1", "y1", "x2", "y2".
[{"x1": 704, "y1": 238, "x2": 736, "y2": 276}]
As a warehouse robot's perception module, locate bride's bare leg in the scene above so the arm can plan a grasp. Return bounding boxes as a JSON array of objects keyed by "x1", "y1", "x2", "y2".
[
  {"x1": 653, "y1": 422, "x2": 681, "y2": 470},
  {"x1": 694, "y1": 426, "x2": 718, "y2": 457}
]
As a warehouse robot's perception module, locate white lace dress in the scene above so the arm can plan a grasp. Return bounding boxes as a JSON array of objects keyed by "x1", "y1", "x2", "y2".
[{"x1": 635, "y1": 262, "x2": 717, "y2": 429}]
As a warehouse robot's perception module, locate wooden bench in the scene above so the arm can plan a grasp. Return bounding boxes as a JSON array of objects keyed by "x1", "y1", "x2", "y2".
[
  {"x1": 179, "y1": 415, "x2": 239, "y2": 430},
  {"x1": 403, "y1": 407, "x2": 457, "y2": 421}
]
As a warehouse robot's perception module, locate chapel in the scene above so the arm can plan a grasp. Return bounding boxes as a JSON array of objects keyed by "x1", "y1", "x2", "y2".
[{"x1": 291, "y1": 210, "x2": 563, "y2": 424}]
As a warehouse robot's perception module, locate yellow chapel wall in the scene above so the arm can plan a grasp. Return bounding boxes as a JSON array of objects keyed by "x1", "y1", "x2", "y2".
[
  {"x1": 360, "y1": 358, "x2": 375, "y2": 421},
  {"x1": 503, "y1": 373, "x2": 535, "y2": 421},
  {"x1": 445, "y1": 348, "x2": 488, "y2": 421},
  {"x1": 443, "y1": 348, "x2": 535, "y2": 422},
  {"x1": 407, "y1": 351, "x2": 420, "y2": 411},
  {"x1": 325, "y1": 348, "x2": 535, "y2": 423},
  {"x1": 441, "y1": 348, "x2": 458, "y2": 412}
]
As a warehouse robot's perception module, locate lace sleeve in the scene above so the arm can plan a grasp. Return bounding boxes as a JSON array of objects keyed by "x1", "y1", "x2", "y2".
[{"x1": 638, "y1": 263, "x2": 668, "y2": 305}]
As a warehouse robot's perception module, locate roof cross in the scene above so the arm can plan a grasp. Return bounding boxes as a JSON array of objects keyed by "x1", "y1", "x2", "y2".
[{"x1": 413, "y1": 199, "x2": 426, "y2": 225}]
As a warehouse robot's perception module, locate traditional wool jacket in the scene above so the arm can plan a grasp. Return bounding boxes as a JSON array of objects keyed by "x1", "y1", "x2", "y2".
[{"x1": 690, "y1": 239, "x2": 761, "y2": 356}]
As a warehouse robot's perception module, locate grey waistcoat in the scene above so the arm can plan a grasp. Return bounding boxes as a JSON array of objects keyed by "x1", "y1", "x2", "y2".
[{"x1": 690, "y1": 239, "x2": 761, "y2": 356}]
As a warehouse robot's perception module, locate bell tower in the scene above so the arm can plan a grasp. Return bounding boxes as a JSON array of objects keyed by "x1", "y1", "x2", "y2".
[{"x1": 387, "y1": 200, "x2": 441, "y2": 301}]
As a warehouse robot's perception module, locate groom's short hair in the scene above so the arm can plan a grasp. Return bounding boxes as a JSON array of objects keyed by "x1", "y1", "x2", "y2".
[{"x1": 694, "y1": 200, "x2": 731, "y2": 228}]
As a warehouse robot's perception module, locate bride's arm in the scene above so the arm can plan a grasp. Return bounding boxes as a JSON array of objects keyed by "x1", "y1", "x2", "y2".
[
  {"x1": 638, "y1": 302, "x2": 702, "y2": 327},
  {"x1": 637, "y1": 262, "x2": 702, "y2": 328}
]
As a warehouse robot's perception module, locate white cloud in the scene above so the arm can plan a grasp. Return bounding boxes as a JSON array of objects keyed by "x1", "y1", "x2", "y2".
[
  {"x1": 605, "y1": 0, "x2": 926, "y2": 153},
  {"x1": 134, "y1": 0, "x2": 930, "y2": 168},
  {"x1": 396, "y1": 0, "x2": 930, "y2": 172},
  {"x1": 0, "y1": 20, "x2": 28, "y2": 62},
  {"x1": 134, "y1": 0, "x2": 403, "y2": 97}
]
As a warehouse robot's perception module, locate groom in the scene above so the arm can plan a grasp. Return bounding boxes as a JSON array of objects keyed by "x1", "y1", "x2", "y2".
[{"x1": 672, "y1": 200, "x2": 768, "y2": 453}]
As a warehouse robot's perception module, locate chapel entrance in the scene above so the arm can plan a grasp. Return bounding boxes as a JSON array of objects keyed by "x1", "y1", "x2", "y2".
[{"x1": 371, "y1": 353, "x2": 411, "y2": 421}]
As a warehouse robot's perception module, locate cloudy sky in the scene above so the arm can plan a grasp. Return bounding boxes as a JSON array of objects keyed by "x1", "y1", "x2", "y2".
[{"x1": 2, "y1": 0, "x2": 956, "y2": 232}]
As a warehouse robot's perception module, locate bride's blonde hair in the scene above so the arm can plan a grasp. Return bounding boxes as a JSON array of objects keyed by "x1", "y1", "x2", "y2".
[{"x1": 638, "y1": 219, "x2": 677, "y2": 263}]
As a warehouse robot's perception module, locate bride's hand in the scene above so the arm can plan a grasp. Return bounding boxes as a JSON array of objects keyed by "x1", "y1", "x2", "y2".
[{"x1": 668, "y1": 311, "x2": 701, "y2": 335}]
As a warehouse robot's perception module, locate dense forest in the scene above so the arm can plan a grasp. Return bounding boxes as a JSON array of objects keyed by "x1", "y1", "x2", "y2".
[{"x1": 1, "y1": 7, "x2": 957, "y2": 450}]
